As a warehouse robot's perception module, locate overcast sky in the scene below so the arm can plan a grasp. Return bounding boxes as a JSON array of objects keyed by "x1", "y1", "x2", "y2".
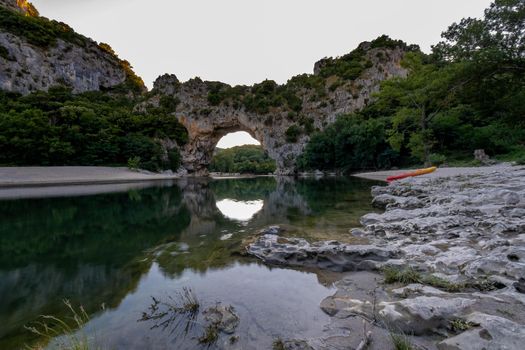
[{"x1": 31, "y1": 0, "x2": 492, "y2": 147}]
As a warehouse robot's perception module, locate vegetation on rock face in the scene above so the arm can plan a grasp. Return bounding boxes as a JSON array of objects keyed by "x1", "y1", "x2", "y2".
[
  {"x1": 205, "y1": 35, "x2": 409, "y2": 116},
  {"x1": 0, "y1": 87, "x2": 188, "y2": 171},
  {"x1": 0, "y1": 6, "x2": 85, "y2": 48},
  {"x1": 299, "y1": 0, "x2": 525, "y2": 172},
  {"x1": 314, "y1": 35, "x2": 418, "y2": 81},
  {"x1": 0, "y1": 6, "x2": 145, "y2": 92},
  {"x1": 209, "y1": 145, "x2": 276, "y2": 174}
]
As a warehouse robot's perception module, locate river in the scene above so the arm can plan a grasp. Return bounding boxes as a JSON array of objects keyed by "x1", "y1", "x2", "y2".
[{"x1": 0, "y1": 176, "x2": 379, "y2": 350}]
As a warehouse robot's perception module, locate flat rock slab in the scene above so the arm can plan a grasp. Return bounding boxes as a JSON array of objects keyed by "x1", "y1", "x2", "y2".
[
  {"x1": 437, "y1": 312, "x2": 525, "y2": 350},
  {"x1": 247, "y1": 234, "x2": 398, "y2": 272}
]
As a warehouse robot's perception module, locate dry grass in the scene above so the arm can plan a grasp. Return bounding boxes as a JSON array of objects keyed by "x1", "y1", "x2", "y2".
[{"x1": 24, "y1": 300, "x2": 102, "y2": 350}]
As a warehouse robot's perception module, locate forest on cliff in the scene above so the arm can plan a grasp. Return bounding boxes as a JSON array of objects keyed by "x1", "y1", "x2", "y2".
[
  {"x1": 0, "y1": 0, "x2": 523, "y2": 173},
  {"x1": 298, "y1": 0, "x2": 525, "y2": 172}
]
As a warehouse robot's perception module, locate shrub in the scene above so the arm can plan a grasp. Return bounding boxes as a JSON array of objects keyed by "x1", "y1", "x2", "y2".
[
  {"x1": 0, "y1": 44, "x2": 10, "y2": 60},
  {"x1": 159, "y1": 95, "x2": 180, "y2": 112},
  {"x1": 127, "y1": 156, "x2": 141, "y2": 170},
  {"x1": 383, "y1": 267, "x2": 421, "y2": 284},
  {"x1": 168, "y1": 148, "x2": 182, "y2": 171},
  {"x1": 428, "y1": 153, "x2": 446, "y2": 166},
  {"x1": 285, "y1": 125, "x2": 302, "y2": 143}
]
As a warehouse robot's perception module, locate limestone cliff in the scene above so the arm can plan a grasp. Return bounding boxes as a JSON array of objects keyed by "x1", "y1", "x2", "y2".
[
  {"x1": 0, "y1": 0, "x2": 144, "y2": 94},
  {"x1": 142, "y1": 38, "x2": 413, "y2": 175}
]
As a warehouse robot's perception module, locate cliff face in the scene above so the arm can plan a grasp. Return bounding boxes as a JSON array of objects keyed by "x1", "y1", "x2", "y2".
[
  {"x1": 0, "y1": 1, "x2": 143, "y2": 94},
  {"x1": 143, "y1": 41, "x2": 411, "y2": 175}
]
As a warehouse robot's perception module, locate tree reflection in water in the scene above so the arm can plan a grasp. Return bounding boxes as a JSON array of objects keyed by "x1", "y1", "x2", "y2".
[{"x1": 0, "y1": 176, "x2": 379, "y2": 349}]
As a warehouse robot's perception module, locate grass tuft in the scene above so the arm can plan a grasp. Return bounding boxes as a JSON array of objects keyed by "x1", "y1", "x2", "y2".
[
  {"x1": 139, "y1": 287, "x2": 200, "y2": 335},
  {"x1": 24, "y1": 299, "x2": 102, "y2": 350},
  {"x1": 383, "y1": 267, "x2": 421, "y2": 285},
  {"x1": 272, "y1": 338, "x2": 286, "y2": 350},
  {"x1": 449, "y1": 318, "x2": 475, "y2": 332},
  {"x1": 177, "y1": 287, "x2": 200, "y2": 313},
  {"x1": 198, "y1": 324, "x2": 219, "y2": 345},
  {"x1": 383, "y1": 267, "x2": 465, "y2": 292},
  {"x1": 390, "y1": 331, "x2": 414, "y2": 350},
  {"x1": 423, "y1": 275, "x2": 464, "y2": 293}
]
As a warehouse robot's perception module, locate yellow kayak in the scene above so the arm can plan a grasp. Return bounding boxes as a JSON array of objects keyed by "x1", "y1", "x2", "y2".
[{"x1": 387, "y1": 167, "x2": 437, "y2": 182}]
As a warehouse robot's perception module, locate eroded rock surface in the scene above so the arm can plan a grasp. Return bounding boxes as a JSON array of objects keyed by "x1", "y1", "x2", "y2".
[
  {"x1": 247, "y1": 234, "x2": 398, "y2": 272},
  {"x1": 437, "y1": 312, "x2": 525, "y2": 350}
]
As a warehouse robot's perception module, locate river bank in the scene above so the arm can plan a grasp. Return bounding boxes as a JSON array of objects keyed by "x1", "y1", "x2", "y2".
[
  {"x1": 0, "y1": 165, "x2": 512, "y2": 188},
  {"x1": 353, "y1": 164, "x2": 514, "y2": 182},
  {"x1": 247, "y1": 164, "x2": 525, "y2": 349},
  {"x1": 0, "y1": 166, "x2": 181, "y2": 188}
]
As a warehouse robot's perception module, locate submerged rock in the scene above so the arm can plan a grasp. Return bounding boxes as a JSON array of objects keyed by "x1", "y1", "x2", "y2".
[{"x1": 203, "y1": 304, "x2": 240, "y2": 334}]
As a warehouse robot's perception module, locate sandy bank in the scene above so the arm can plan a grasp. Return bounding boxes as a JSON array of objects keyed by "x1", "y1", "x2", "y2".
[
  {"x1": 353, "y1": 163, "x2": 513, "y2": 182},
  {"x1": 0, "y1": 166, "x2": 180, "y2": 188}
]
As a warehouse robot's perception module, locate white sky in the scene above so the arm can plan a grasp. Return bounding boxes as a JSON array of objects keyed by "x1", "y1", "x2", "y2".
[
  {"x1": 216, "y1": 131, "x2": 260, "y2": 148},
  {"x1": 31, "y1": 0, "x2": 491, "y2": 148}
]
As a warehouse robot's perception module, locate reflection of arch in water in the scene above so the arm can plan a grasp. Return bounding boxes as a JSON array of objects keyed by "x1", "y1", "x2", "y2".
[
  {"x1": 176, "y1": 177, "x2": 311, "y2": 229},
  {"x1": 152, "y1": 177, "x2": 313, "y2": 278},
  {"x1": 215, "y1": 198, "x2": 264, "y2": 221}
]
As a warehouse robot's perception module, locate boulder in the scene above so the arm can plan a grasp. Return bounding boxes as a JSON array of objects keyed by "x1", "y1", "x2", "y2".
[{"x1": 378, "y1": 296, "x2": 475, "y2": 335}]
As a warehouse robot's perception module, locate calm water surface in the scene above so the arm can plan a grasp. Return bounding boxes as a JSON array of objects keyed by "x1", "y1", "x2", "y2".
[{"x1": 0, "y1": 177, "x2": 379, "y2": 349}]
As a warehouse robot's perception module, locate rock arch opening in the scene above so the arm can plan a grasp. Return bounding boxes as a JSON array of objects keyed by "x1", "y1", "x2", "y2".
[{"x1": 209, "y1": 131, "x2": 276, "y2": 175}]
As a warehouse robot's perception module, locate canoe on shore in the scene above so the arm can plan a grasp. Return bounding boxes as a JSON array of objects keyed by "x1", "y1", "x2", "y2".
[{"x1": 387, "y1": 166, "x2": 437, "y2": 182}]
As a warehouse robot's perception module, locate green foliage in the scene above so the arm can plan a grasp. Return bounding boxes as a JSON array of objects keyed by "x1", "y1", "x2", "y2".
[
  {"x1": 168, "y1": 148, "x2": 182, "y2": 171},
  {"x1": 0, "y1": 6, "x2": 87, "y2": 48},
  {"x1": 127, "y1": 156, "x2": 141, "y2": 170},
  {"x1": 428, "y1": 153, "x2": 447, "y2": 166},
  {"x1": 449, "y1": 319, "x2": 475, "y2": 332},
  {"x1": 272, "y1": 339, "x2": 286, "y2": 350},
  {"x1": 209, "y1": 145, "x2": 276, "y2": 174},
  {"x1": 390, "y1": 331, "x2": 414, "y2": 350},
  {"x1": 299, "y1": 116, "x2": 315, "y2": 134},
  {"x1": 159, "y1": 95, "x2": 180, "y2": 112},
  {"x1": 316, "y1": 35, "x2": 417, "y2": 81},
  {"x1": 300, "y1": 1, "x2": 525, "y2": 170},
  {"x1": 383, "y1": 267, "x2": 465, "y2": 292},
  {"x1": 25, "y1": 300, "x2": 102, "y2": 350},
  {"x1": 0, "y1": 87, "x2": 188, "y2": 171},
  {"x1": 285, "y1": 124, "x2": 302, "y2": 143},
  {"x1": 383, "y1": 267, "x2": 422, "y2": 285},
  {"x1": 0, "y1": 44, "x2": 11, "y2": 60},
  {"x1": 298, "y1": 115, "x2": 398, "y2": 172}
]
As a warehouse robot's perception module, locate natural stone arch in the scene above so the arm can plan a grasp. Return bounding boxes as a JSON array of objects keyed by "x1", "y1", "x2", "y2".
[
  {"x1": 144, "y1": 41, "x2": 410, "y2": 176},
  {"x1": 177, "y1": 108, "x2": 283, "y2": 176}
]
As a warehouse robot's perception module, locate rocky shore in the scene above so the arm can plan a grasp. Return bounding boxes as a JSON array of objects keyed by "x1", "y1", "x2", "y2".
[{"x1": 248, "y1": 165, "x2": 525, "y2": 349}]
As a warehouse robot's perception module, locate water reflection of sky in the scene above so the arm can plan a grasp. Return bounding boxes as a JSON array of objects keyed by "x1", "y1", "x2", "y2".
[
  {"x1": 76, "y1": 262, "x2": 334, "y2": 350},
  {"x1": 216, "y1": 199, "x2": 264, "y2": 221}
]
